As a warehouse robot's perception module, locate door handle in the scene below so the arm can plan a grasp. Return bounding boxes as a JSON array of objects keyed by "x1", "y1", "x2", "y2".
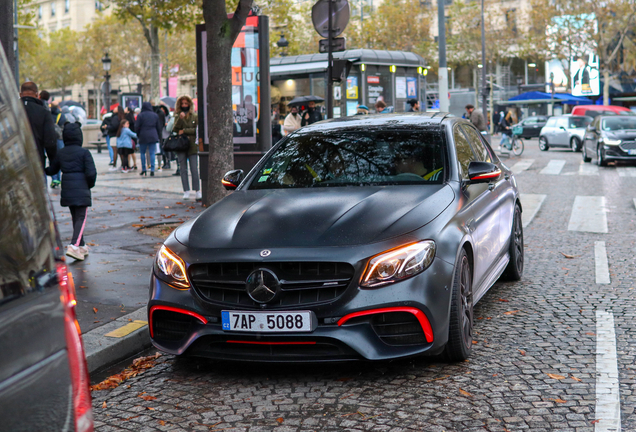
[
  {"x1": 488, "y1": 183, "x2": 495, "y2": 191},
  {"x1": 504, "y1": 173, "x2": 510, "y2": 180}
]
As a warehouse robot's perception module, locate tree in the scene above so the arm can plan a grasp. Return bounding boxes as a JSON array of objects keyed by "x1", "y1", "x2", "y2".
[
  {"x1": 33, "y1": 28, "x2": 85, "y2": 99},
  {"x1": 202, "y1": 0, "x2": 253, "y2": 205},
  {"x1": 17, "y1": 0, "x2": 42, "y2": 84},
  {"x1": 361, "y1": 0, "x2": 431, "y2": 53},
  {"x1": 109, "y1": 0, "x2": 200, "y2": 102}
]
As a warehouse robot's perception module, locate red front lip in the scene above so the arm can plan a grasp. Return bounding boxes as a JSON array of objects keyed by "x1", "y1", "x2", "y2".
[{"x1": 337, "y1": 306, "x2": 434, "y2": 343}]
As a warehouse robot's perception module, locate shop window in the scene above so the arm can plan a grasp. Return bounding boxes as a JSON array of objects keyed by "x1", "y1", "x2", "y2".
[{"x1": 51, "y1": 2, "x2": 56, "y2": 16}]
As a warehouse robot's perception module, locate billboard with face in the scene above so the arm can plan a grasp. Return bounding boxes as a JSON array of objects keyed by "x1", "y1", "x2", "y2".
[{"x1": 571, "y1": 54, "x2": 600, "y2": 97}]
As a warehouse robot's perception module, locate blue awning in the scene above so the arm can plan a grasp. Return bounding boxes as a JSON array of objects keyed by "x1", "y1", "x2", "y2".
[{"x1": 508, "y1": 91, "x2": 593, "y2": 105}]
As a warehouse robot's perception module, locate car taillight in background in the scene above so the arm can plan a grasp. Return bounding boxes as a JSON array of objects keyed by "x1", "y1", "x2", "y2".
[{"x1": 56, "y1": 263, "x2": 94, "y2": 432}]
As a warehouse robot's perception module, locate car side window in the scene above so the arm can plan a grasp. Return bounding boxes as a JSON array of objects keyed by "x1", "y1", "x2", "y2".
[
  {"x1": 461, "y1": 125, "x2": 492, "y2": 163},
  {"x1": 556, "y1": 118, "x2": 568, "y2": 128},
  {"x1": 545, "y1": 118, "x2": 557, "y2": 127},
  {"x1": 454, "y1": 125, "x2": 476, "y2": 180},
  {"x1": 524, "y1": 118, "x2": 537, "y2": 125}
]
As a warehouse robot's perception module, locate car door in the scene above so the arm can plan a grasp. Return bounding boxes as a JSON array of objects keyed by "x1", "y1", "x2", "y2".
[
  {"x1": 534, "y1": 117, "x2": 548, "y2": 137},
  {"x1": 553, "y1": 117, "x2": 569, "y2": 146},
  {"x1": 522, "y1": 117, "x2": 537, "y2": 138},
  {"x1": 453, "y1": 124, "x2": 500, "y2": 294},
  {"x1": 542, "y1": 117, "x2": 557, "y2": 143},
  {"x1": 584, "y1": 117, "x2": 601, "y2": 156}
]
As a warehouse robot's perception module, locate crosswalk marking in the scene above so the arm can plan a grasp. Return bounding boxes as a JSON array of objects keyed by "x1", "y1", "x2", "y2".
[
  {"x1": 519, "y1": 194, "x2": 546, "y2": 228},
  {"x1": 539, "y1": 160, "x2": 566, "y2": 175},
  {"x1": 579, "y1": 163, "x2": 600, "y2": 176},
  {"x1": 594, "y1": 241, "x2": 610, "y2": 284},
  {"x1": 617, "y1": 167, "x2": 636, "y2": 177},
  {"x1": 510, "y1": 159, "x2": 534, "y2": 174},
  {"x1": 595, "y1": 310, "x2": 621, "y2": 432},
  {"x1": 568, "y1": 196, "x2": 608, "y2": 233}
]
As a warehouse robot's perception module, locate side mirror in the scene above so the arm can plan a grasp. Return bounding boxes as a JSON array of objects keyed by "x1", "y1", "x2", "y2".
[
  {"x1": 467, "y1": 161, "x2": 501, "y2": 184},
  {"x1": 587, "y1": 125, "x2": 597, "y2": 133},
  {"x1": 559, "y1": 126, "x2": 566, "y2": 130},
  {"x1": 221, "y1": 169, "x2": 244, "y2": 190}
]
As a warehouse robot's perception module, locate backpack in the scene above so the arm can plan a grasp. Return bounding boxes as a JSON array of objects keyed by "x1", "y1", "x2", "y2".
[{"x1": 53, "y1": 113, "x2": 64, "y2": 140}]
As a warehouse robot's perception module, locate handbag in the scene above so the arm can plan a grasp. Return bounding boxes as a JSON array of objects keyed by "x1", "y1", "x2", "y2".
[{"x1": 163, "y1": 133, "x2": 190, "y2": 152}]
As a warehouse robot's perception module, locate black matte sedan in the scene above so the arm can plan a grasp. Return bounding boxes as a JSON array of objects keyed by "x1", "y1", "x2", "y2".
[
  {"x1": 148, "y1": 113, "x2": 523, "y2": 362},
  {"x1": 582, "y1": 115, "x2": 636, "y2": 166},
  {"x1": 517, "y1": 115, "x2": 550, "y2": 139}
]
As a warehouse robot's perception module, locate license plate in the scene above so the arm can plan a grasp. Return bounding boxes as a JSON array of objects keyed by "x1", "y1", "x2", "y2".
[
  {"x1": 221, "y1": 310, "x2": 315, "y2": 333},
  {"x1": 628, "y1": 149, "x2": 636, "y2": 155}
]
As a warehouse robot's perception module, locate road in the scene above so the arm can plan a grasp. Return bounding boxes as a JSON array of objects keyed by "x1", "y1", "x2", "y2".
[{"x1": 90, "y1": 138, "x2": 636, "y2": 431}]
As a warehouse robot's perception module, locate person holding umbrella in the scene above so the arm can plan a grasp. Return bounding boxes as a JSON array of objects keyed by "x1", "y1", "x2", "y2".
[{"x1": 301, "y1": 101, "x2": 323, "y2": 126}]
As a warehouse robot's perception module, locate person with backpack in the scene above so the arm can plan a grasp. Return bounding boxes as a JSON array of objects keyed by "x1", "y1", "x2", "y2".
[
  {"x1": 45, "y1": 123, "x2": 97, "y2": 261},
  {"x1": 48, "y1": 101, "x2": 69, "y2": 188}
]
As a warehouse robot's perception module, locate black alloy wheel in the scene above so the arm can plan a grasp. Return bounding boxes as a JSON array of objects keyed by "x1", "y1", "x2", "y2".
[
  {"x1": 570, "y1": 137, "x2": 581, "y2": 152},
  {"x1": 445, "y1": 249, "x2": 473, "y2": 361},
  {"x1": 582, "y1": 143, "x2": 591, "y2": 162},
  {"x1": 539, "y1": 137, "x2": 549, "y2": 151},
  {"x1": 502, "y1": 204, "x2": 524, "y2": 281},
  {"x1": 597, "y1": 145, "x2": 608, "y2": 167}
]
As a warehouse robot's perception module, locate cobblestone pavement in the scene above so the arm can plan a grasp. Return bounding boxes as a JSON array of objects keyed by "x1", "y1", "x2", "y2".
[{"x1": 91, "y1": 139, "x2": 636, "y2": 431}]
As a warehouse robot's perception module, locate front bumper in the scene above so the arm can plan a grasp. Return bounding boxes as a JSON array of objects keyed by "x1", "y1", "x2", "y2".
[
  {"x1": 603, "y1": 145, "x2": 636, "y2": 161},
  {"x1": 147, "y1": 256, "x2": 455, "y2": 362}
]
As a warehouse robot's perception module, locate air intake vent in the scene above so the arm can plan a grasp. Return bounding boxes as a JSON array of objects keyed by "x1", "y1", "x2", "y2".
[
  {"x1": 152, "y1": 310, "x2": 196, "y2": 342},
  {"x1": 371, "y1": 312, "x2": 428, "y2": 346}
]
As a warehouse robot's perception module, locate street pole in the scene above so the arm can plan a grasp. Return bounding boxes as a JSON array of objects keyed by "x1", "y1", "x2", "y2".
[
  {"x1": 437, "y1": 0, "x2": 449, "y2": 112},
  {"x1": 480, "y1": 0, "x2": 487, "y2": 119},
  {"x1": 326, "y1": 0, "x2": 333, "y2": 119}
]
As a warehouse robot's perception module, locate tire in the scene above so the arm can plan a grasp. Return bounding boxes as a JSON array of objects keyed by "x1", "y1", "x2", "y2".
[
  {"x1": 597, "y1": 146, "x2": 608, "y2": 167},
  {"x1": 512, "y1": 137, "x2": 524, "y2": 156},
  {"x1": 444, "y1": 249, "x2": 473, "y2": 362},
  {"x1": 570, "y1": 137, "x2": 581, "y2": 152},
  {"x1": 502, "y1": 204, "x2": 524, "y2": 281},
  {"x1": 539, "y1": 137, "x2": 549, "y2": 151},
  {"x1": 582, "y1": 144, "x2": 591, "y2": 162}
]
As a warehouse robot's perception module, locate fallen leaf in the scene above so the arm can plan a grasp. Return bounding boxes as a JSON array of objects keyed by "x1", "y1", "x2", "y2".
[
  {"x1": 140, "y1": 395, "x2": 157, "y2": 401},
  {"x1": 93, "y1": 307, "x2": 98, "y2": 314},
  {"x1": 586, "y1": 332, "x2": 595, "y2": 336},
  {"x1": 553, "y1": 398, "x2": 567, "y2": 403},
  {"x1": 164, "y1": 206, "x2": 170, "y2": 209},
  {"x1": 570, "y1": 375, "x2": 582, "y2": 382},
  {"x1": 93, "y1": 320, "x2": 100, "y2": 323},
  {"x1": 547, "y1": 373, "x2": 566, "y2": 380},
  {"x1": 472, "y1": 340, "x2": 478, "y2": 344},
  {"x1": 132, "y1": 224, "x2": 144, "y2": 227},
  {"x1": 276, "y1": 417, "x2": 284, "y2": 424},
  {"x1": 176, "y1": 202, "x2": 183, "y2": 205},
  {"x1": 504, "y1": 310, "x2": 520, "y2": 315},
  {"x1": 158, "y1": 420, "x2": 166, "y2": 426},
  {"x1": 459, "y1": 388, "x2": 472, "y2": 397},
  {"x1": 79, "y1": 285, "x2": 87, "y2": 289},
  {"x1": 560, "y1": 252, "x2": 579, "y2": 259},
  {"x1": 147, "y1": 407, "x2": 155, "y2": 411},
  {"x1": 498, "y1": 298, "x2": 510, "y2": 302},
  {"x1": 102, "y1": 401, "x2": 107, "y2": 408},
  {"x1": 591, "y1": 419, "x2": 601, "y2": 424},
  {"x1": 561, "y1": 267, "x2": 569, "y2": 270},
  {"x1": 518, "y1": 349, "x2": 526, "y2": 356},
  {"x1": 90, "y1": 353, "x2": 162, "y2": 391}
]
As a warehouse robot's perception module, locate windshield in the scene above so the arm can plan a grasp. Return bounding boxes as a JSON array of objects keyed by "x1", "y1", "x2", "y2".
[
  {"x1": 601, "y1": 117, "x2": 636, "y2": 131},
  {"x1": 248, "y1": 128, "x2": 446, "y2": 189},
  {"x1": 568, "y1": 117, "x2": 592, "y2": 129}
]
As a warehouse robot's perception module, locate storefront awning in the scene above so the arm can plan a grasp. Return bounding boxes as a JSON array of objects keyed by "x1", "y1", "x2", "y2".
[
  {"x1": 271, "y1": 61, "x2": 329, "y2": 76},
  {"x1": 507, "y1": 91, "x2": 593, "y2": 105}
]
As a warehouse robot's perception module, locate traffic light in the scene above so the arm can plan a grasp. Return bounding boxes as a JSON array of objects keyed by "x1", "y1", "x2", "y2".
[{"x1": 331, "y1": 59, "x2": 353, "y2": 82}]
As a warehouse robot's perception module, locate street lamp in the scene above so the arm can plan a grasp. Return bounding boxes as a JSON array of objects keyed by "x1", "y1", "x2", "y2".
[
  {"x1": 276, "y1": 33, "x2": 289, "y2": 57},
  {"x1": 101, "y1": 52, "x2": 111, "y2": 115}
]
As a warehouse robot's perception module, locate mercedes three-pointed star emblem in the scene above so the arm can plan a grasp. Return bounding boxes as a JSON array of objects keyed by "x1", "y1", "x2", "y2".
[{"x1": 246, "y1": 268, "x2": 280, "y2": 303}]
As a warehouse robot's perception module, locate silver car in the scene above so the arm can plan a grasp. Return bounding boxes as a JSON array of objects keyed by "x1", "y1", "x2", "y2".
[{"x1": 539, "y1": 115, "x2": 592, "y2": 152}]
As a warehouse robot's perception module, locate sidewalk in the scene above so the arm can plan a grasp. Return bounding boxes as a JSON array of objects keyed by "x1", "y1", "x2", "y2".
[{"x1": 50, "y1": 148, "x2": 205, "y2": 372}]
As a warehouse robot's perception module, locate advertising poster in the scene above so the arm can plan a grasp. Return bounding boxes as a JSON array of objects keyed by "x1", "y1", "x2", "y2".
[
  {"x1": 346, "y1": 76, "x2": 358, "y2": 99},
  {"x1": 396, "y1": 77, "x2": 407, "y2": 99},
  {"x1": 121, "y1": 94, "x2": 142, "y2": 111},
  {"x1": 406, "y1": 77, "x2": 417, "y2": 98},
  {"x1": 545, "y1": 59, "x2": 569, "y2": 93},
  {"x1": 571, "y1": 54, "x2": 600, "y2": 97},
  {"x1": 231, "y1": 16, "x2": 260, "y2": 144}
]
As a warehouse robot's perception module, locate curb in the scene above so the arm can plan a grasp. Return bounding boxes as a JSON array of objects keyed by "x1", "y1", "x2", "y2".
[{"x1": 82, "y1": 307, "x2": 152, "y2": 374}]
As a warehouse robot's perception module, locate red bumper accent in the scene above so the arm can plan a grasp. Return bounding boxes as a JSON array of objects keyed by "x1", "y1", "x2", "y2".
[
  {"x1": 149, "y1": 305, "x2": 208, "y2": 338},
  {"x1": 337, "y1": 307, "x2": 434, "y2": 343},
  {"x1": 226, "y1": 340, "x2": 316, "y2": 345}
]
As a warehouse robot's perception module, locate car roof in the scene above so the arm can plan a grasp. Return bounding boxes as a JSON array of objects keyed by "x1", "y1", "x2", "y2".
[{"x1": 297, "y1": 112, "x2": 455, "y2": 133}]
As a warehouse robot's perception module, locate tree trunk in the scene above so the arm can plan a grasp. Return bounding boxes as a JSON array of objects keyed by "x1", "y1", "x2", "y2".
[
  {"x1": 150, "y1": 25, "x2": 160, "y2": 103},
  {"x1": 0, "y1": 0, "x2": 15, "y2": 85},
  {"x1": 202, "y1": 0, "x2": 253, "y2": 206},
  {"x1": 603, "y1": 69, "x2": 610, "y2": 106}
]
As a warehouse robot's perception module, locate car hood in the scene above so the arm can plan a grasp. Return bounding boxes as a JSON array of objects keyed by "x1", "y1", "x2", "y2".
[
  {"x1": 604, "y1": 130, "x2": 636, "y2": 140},
  {"x1": 176, "y1": 185, "x2": 455, "y2": 249}
]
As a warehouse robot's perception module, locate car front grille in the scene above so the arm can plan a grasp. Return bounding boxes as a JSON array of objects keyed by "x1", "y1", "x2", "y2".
[
  {"x1": 189, "y1": 262, "x2": 355, "y2": 308},
  {"x1": 619, "y1": 141, "x2": 636, "y2": 150},
  {"x1": 152, "y1": 309, "x2": 197, "y2": 342},
  {"x1": 371, "y1": 312, "x2": 428, "y2": 346}
]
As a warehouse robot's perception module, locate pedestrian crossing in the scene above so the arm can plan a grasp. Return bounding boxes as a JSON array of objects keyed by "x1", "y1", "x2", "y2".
[{"x1": 509, "y1": 159, "x2": 636, "y2": 176}]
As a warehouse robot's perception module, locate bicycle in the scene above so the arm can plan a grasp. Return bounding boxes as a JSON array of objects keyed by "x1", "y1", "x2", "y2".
[{"x1": 503, "y1": 125, "x2": 524, "y2": 156}]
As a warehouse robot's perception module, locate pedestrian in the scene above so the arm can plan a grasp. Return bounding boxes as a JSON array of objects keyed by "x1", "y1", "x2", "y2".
[
  {"x1": 153, "y1": 102, "x2": 168, "y2": 171},
  {"x1": 116, "y1": 119, "x2": 136, "y2": 173},
  {"x1": 375, "y1": 100, "x2": 387, "y2": 113},
  {"x1": 301, "y1": 101, "x2": 323, "y2": 126},
  {"x1": 39, "y1": 90, "x2": 51, "y2": 110},
  {"x1": 100, "y1": 107, "x2": 120, "y2": 170},
  {"x1": 44, "y1": 122, "x2": 96, "y2": 261},
  {"x1": 499, "y1": 113, "x2": 513, "y2": 150},
  {"x1": 173, "y1": 95, "x2": 201, "y2": 200},
  {"x1": 493, "y1": 111, "x2": 501, "y2": 135},
  {"x1": 465, "y1": 104, "x2": 487, "y2": 132},
  {"x1": 124, "y1": 106, "x2": 138, "y2": 170},
  {"x1": 283, "y1": 106, "x2": 302, "y2": 135},
  {"x1": 135, "y1": 102, "x2": 162, "y2": 176},
  {"x1": 158, "y1": 105, "x2": 171, "y2": 169},
  {"x1": 166, "y1": 114, "x2": 180, "y2": 176},
  {"x1": 356, "y1": 105, "x2": 369, "y2": 115},
  {"x1": 407, "y1": 99, "x2": 420, "y2": 112},
  {"x1": 20, "y1": 82, "x2": 57, "y2": 170},
  {"x1": 49, "y1": 101, "x2": 70, "y2": 188}
]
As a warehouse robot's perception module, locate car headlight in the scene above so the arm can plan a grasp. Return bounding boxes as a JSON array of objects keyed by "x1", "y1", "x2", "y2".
[
  {"x1": 603, "y1": 138, "x2": 621, "y2": 145},
  {"x1": 155, "y1": 245, "x2": 190, "y2": 289},
  {"x1": 361, "y1": 240, "x2": 436, "y2": 288}
]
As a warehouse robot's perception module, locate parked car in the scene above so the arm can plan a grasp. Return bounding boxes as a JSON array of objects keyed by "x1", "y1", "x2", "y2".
[
  {"x1": 582, "y1": 115, "x2": 636, "y2": 166},
  {"x1": 571, "y1": 105, "x2": 634, "y2": 118},
  {"x1": 148, "y1": 113, "x2": 524, "y2": 362},
  {"x1": 515, "y1": 115, "x2": 550, "y2": 139},
  {"x1": 0, "y1": 45, "x2": 93, "y2": 430},
  {"x1": 539, "y1": 115, "x2": 593, "y2": 152}
]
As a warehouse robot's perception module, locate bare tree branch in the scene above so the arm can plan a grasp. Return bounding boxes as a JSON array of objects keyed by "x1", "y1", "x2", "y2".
[
  {"x1": 229, "y1": 0, "x2": 254, "y2": 42},
  {"x1": 606, "y1": 11, "x2": 636, "y2": 66}
]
